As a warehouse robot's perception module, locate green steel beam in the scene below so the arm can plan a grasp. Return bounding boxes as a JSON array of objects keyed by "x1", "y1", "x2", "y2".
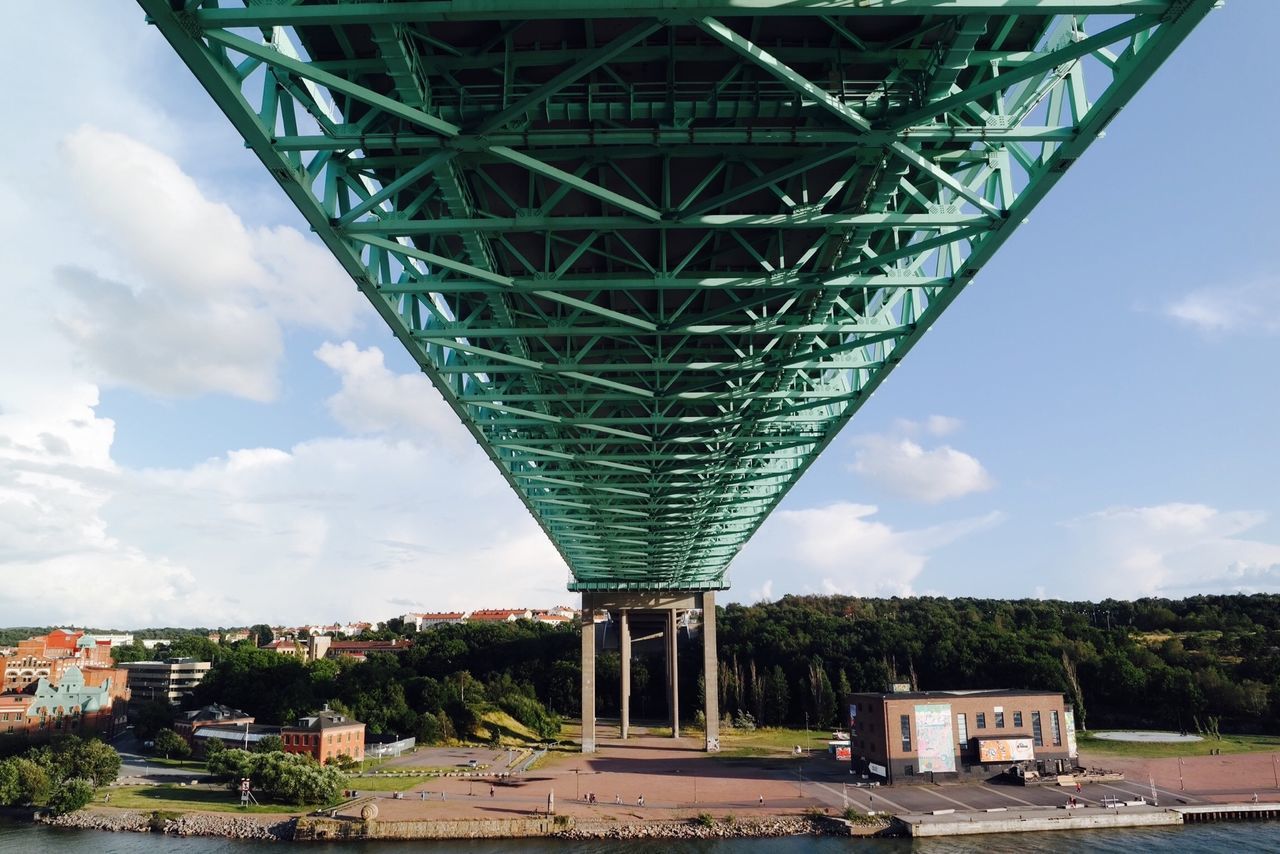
[{"x1": 140, "y1": 0, "x2": 1217, "y2": 592}]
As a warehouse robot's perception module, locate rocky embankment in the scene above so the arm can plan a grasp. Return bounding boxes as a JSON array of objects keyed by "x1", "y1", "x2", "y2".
[
  {"x1": 41, "y1": 809, "x2": 296, "y2": 840},
  {"x1": 558, "y1": 815, "x2": 883, "y2": 840}
]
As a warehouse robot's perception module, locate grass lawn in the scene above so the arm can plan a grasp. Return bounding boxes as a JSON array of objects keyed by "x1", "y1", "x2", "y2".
[
  {"x1": 717, "y1": 727, "x2": 833, "y2": 758},
  {"x1": 1077, "y1": 732, "x2": 1280, "y2": 759},
  {"x1": 102, "y1": 785, "x2": 309, "y2": 814},
  {"x1": 144, "y1": 757, "x2": 207, "y2": 772}
]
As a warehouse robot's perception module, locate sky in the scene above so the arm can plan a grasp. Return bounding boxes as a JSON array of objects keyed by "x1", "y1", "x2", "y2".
[{"x1": 1, "y1": 3, "x2": 1277, "y2": 628}]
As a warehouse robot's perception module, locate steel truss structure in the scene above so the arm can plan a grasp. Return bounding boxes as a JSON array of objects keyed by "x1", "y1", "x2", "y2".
[{"x1": 140, "y1": 0, "x2": 1214, "y2": 592}]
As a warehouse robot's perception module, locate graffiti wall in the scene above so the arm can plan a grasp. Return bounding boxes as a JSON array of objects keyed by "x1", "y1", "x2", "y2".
[{"x1": 913, "y1": 703, "x2": 956, "y2": 773}]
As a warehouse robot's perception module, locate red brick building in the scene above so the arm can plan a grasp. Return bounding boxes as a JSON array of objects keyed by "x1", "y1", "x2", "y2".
[
  {"x1": 0, "y1": 631, "x2": 129, "y2": 739},
  {"x1": 282, "y1": 708, "x2": 365, "y2": 765}
]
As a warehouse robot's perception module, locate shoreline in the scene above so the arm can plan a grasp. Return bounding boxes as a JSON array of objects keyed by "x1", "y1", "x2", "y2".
[{"x1": 36, "y1": 807, "x2": 888, "y2": 842}]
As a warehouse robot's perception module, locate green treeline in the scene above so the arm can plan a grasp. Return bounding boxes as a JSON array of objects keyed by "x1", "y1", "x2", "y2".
[
  {"x1": 713, "y1": 594, "x2": 1280, "y2": 733},
  {"x1": 139, "y1": 593, "x2": 1280, "y2": 742},
  {"x1": 190, "y1": 620, "x2": 576, "y2": 744}
]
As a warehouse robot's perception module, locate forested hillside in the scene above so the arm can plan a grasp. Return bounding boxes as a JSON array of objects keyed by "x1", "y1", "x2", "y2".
[
  {"x1": 20, "y1": 594, "x2": 1276, "y2": 743},
  {"x1": 714, "y1": 594, "x2": 1280, "y2": 734}
]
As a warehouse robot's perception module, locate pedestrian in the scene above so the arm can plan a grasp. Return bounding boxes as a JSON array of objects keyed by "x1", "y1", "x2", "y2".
[
  {"x1": 1075, "y1": 782, "x2": 1082, "y2": 793},
  {"x1": 638, "y1": 794, "x2": 645, "y2": 807},
  {"x1": 420, "y1": 790, "x2": 425, "y2": 800},
  {"x1": 1254, "y1": 793, "x2": 1259, "y2": 804},
  {"x1": 615, "y1": 794, "x2": 621, "y2": 805},
  {"x1": 490, "y1": 786, "x2": 495, "y2": 798},
  {"x1": 442, "y1": 791, "x2": 446, "y2": 801},
  {"x1": 758, "y1": 795, "x2": 764, "y2": 806}
]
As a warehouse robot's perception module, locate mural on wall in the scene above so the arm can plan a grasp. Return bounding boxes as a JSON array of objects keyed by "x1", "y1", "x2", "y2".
[
  {"x1": 978, "y1": 738, "x2": 1035, "y2": 763},
  {"x1": 913, "y1": 703, "x2": 956, "y2": 773},
  {"x1": 1064, "y1": 708, "x2": 1078, "y2": 759}
]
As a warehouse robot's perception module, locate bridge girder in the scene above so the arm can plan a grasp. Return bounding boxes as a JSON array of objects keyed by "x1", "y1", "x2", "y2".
[{"x1": 139, "y1": 0, "x2": 1215, "y2": 591}]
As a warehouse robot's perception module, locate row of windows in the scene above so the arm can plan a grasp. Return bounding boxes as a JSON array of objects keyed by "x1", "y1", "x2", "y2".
[{"x1": 898, "y1": 709, "x2": 1064, "y2": 750}]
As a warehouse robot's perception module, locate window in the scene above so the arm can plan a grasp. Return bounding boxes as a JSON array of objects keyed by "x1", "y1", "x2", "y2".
[
  {"x1": 1051, "y1": 711, "x2": 1062, "y2": 746},
  {"x1": 1032, "y1": 712, "x2": 1043, "y2": 747},
  {"x1": 976, "y1": 712, "x2": 986, "y2": 729},
  {"x1": 994, "y1": 711, "x2": 1005, "y2": 728},
  {"x1": 1013, "y1": 711, "x2": 1023, "y2": 728},
  {"x1": 905, "y1": 764, "x2": 914, "y2": 776},
  {"x1": 957, "y1": 713, "x2": 968, "y2": 745},
  {"x1": 900, "y1": 714, "x2": 912, "y2": 751}
]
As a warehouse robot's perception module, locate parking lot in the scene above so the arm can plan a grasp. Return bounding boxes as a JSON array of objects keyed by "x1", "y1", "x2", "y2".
[
  {"x1": 377, "y1": 745, "x2": 522, "y2": 773},
  {"x1": 815, "y1": 776, "x2": 1200, "y2": 815}
]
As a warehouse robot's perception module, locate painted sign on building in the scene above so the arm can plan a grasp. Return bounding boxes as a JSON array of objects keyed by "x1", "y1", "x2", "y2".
[
  {"x1": 977, "y1": 738, "x2": 1035, "y2": 763},
  {"x1": 835, "y1": 746, "x2": 851, "y2": 761},
  {"x1": 1064, "y1": 708, "x2": 1078, "y2": 759},
  {"x1": 913, "y1": 703, "x2": 956, "y2": 773}
]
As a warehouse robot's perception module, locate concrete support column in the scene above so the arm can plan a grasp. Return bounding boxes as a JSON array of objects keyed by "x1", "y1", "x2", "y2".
[
  {"x1": 667, "y1": 607, "x2": 680, "y2": 738},
  {"x1": 620, "y1": 609, "x2": 631, "y2": 739},
  {"x1": 581, "y1": 598, "x2": 596, "y2": 753},
  {"x1": 702, "y1": 591, "x2": 720, "y2": 751}
]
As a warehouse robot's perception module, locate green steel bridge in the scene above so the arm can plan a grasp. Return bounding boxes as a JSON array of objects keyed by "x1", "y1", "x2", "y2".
[{"x1": 141, "y1": 0, "x2": 1216, "y2": 596}]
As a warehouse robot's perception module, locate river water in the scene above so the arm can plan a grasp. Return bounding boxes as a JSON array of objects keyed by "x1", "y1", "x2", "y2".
[{"x1": 2, "y1": 822, "x2": 1279, "y2": 853}]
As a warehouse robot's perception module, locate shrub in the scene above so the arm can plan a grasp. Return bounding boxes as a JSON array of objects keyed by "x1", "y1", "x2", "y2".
[
  {"x1": 47, "y1": 779, "x2": 94, "y2": 815},
  {"x1": 695, "y1": 812, "x2": 715, "y2": 827}
]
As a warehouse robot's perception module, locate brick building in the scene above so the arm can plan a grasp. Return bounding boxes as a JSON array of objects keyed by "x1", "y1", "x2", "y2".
[
  {"x1": 1, "y1": 629, "x2": 115, "y2": 693},
  {"x1": 847, "y1": 689, "x2": 1077, "y2": 784},
  {"x1": 0, "y1": 631, "x2": 130, "y2": 740},
  {"x1": 282, "y1": 708, "x2": 365, "y2": 765}
]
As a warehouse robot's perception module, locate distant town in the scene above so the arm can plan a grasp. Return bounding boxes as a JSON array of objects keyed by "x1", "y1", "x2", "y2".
[{"x1": 0, "y1": 607, "x2": 581, "y2": 756}]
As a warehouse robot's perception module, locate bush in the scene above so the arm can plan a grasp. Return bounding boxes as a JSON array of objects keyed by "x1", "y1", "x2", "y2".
[
  {"x1": 47, "y1": 779, "x2": 94, "y2": 815},
  {"x1": 695, "y1": 812, "x2": 715, "y2": 828},
  {"x1": 203, "y1": 738, "x2": 227, "y2": 758},
  {"x1": 254, "y1": 735, "x2": 285, "y2": 754},
  {"x1": 153, "y1": 729, "x2": 190, "y2": 759}
]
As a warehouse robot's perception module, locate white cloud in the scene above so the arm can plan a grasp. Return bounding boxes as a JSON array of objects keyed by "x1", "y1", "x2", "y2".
[
  {"x1": 851, "y1": 429, "x2": 994, "y2": 503},
  {"x1": 52, "y1": 127, "x2": 364, "y2": 401},
  {"x1": 893, "y1": 415, "x2": 962, "y2": 437},
  {"x1": 730, "y1": 501, "x2": 1002, "y2": 598},
  {"x1": 315, "y1": 342, "x2": 467, "y2": 441},
  {"x1": 1059, "y1": 502, "x2": 1280, "y2": 598},
  {"x1": 1166, "y1": 277, "x2": 1280, "y2": 335}
]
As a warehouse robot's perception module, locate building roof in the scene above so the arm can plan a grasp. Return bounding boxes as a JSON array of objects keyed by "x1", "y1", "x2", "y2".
[
  {"x1": 849, "y1": 689, "x2": 1065, "y2": 702},
  {"x1": 177, "y1": 704, "x2": 253, "y2": 724},
  {"x1": 195, "y1": 723, "x2": 281, "y2": 741},
  {"x1": 468, "y1": 609, "x2": 530, "y2": 621},
  {"x1": 287, "y1": 709, "x2": 364, "y2": 731},
  {"x1": 411, "y1": 612, "x2": 466, "y2": 620}
]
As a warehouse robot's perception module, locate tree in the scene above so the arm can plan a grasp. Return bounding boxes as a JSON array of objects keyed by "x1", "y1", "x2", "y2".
[
  {"x1": 131, "y1": 699, "x2": 176, "y2": 741},
  {"x1": 48, "y1": 736, "x2": 120, "y2": 787},
  {"x1": 255, "y1": 735, "x2": 285, "y2": 754},
  {"x1": 47, "y1": 779, "x2": 94, "y2": 815},
  {"x1": 0, "y1": 759, "x2": 21, "y2": 806},
  {"x1": 13, "y1": 758, "x2": 50, "y2": 805},
  {"x1": 250, "y1": 624, "x2": 274, "y2": 648},
  {"x1": 154, "y1": 729, "x2": 190, "y2": 760},
  {"x1": 203, "y1": 737, "x2": 227, "y2": 759}
]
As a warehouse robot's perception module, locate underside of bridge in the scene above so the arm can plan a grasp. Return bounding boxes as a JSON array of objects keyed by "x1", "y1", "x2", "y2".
[{"x1": 141, "y1": 0, "x2": 1214, "y2": 751}]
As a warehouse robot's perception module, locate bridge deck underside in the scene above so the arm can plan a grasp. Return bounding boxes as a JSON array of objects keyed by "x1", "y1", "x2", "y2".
[{"x1": 141, "y1": 0, "x2": 1214, "y2": 591}]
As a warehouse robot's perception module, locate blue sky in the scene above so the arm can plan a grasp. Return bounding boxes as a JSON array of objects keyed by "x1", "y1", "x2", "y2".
[{"x1": 0, "y1": 3, "x2": 1276, "y2": 627}]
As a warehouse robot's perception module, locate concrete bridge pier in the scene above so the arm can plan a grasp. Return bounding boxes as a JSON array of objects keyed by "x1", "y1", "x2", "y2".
[{"x1": 579, "y1": 590, "x2": 720, "y2": 753}]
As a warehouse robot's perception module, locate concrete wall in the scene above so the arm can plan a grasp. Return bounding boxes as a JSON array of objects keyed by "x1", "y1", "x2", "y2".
[
  {"x1": 294, "y1": 815, "x2": 573, "y2": 840},
  {"x1": 909, "y1": 810, "x2": 1181, "y2": 837}
]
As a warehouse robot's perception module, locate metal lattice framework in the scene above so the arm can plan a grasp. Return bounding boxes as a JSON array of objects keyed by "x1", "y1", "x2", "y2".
[{"x1": 140, "y1": 0, "x2": 1214, "y2": 591}]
